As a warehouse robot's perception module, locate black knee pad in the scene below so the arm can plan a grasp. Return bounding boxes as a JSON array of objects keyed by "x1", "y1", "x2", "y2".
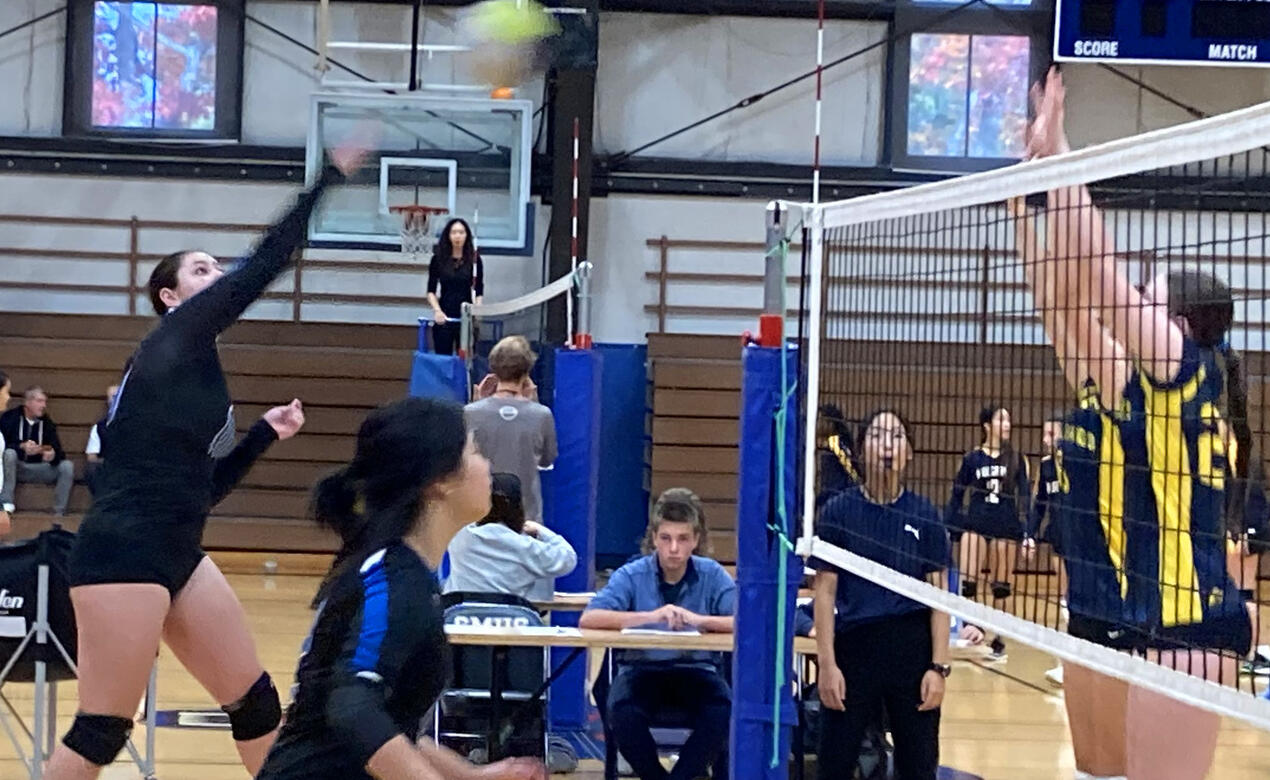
[
  {"x1": 222, "y1": 672, "x2": 281, "y2": 741},
  {"x1": 991, "y1": 581, "x2": 1012, "y2": 600},
  {"x1": 960, "y1": 580, "x2": 978, "y2": 599},
  {"x1": 63, "y1": 713, "x2": 133, "y2": 766}
]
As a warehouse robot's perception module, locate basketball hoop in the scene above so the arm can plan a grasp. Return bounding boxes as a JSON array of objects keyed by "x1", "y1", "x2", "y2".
[{"x1": 389, "y1": 205, "x2": 448, "y2": 259}]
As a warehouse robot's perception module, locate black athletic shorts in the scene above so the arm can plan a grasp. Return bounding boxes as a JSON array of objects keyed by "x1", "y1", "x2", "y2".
[
  {"x1": 67, "y1": 521, "x2": 205, "y2": 597},
  {"x1": 1068, "y1": 611, "x2": 1252, "y2": 656},
  {"x1": 949, "y1": 516, "x2": 1026, "y2": 544}
]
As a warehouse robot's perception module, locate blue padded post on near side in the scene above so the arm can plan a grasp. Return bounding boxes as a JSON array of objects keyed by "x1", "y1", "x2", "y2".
[
  {"x1": 732, "y1": 343, "x2": 799, "y2": 780},
  {"x1": 545, "y1": 347, "x2": 602, "y2": 730}
]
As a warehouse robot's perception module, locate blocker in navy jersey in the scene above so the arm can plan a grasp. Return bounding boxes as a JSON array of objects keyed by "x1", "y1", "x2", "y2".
[
  {"x1": 1052, "y1": 385, "x2": 1130, "y2": 635},
  {"x1": 257, "y1": 544, "x2": 449, "y2": 780},
  {"x1": 944, "y1": 448, "x2": 1030, "y2": 542},
  {"x1": 68, "y1": 168, "x2": 342, "y2": 596},
  {"x1": 1116, "y1": 338, "x2": 1251, "y2": 652}
]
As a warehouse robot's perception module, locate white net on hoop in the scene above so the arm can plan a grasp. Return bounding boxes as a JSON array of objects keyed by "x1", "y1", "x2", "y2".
[
  {"x1": 396, "y1": 208, "x2": 442, "y2": 259},
  {"x1": 793, "y1": 97, "x2": 1270, "y2": 736}
]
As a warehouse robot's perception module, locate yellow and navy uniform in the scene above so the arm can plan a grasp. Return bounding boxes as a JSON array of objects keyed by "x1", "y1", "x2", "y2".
[
  {"x1": 1116, "y1": 338, "x2": 1251, "y2": 653},
  {"x1": 1053, "y1": 382, "x2": 1131, "y2": 632},
  {"x1": 815, "y1": 434, "x2": 860, "y2": 509}
]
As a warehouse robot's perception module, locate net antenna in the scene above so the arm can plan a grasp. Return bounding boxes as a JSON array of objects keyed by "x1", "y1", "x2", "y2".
[
  {"x1": 790, "y1": 97, "x2": 1270, "y2": 731},
  {"x1": 390, "y1": 205, "x2": 449, "y2": 260}
]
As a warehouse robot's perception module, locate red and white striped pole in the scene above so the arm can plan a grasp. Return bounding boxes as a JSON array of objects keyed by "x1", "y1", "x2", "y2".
[{"x1": 571, "y1": 116, "x2": 593, "y2": 349}]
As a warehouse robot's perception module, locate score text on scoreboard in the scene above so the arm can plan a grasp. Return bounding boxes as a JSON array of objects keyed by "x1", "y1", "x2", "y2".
[{"x1": 1054, "y1": 0, "x2": 1270, "y2": 67}]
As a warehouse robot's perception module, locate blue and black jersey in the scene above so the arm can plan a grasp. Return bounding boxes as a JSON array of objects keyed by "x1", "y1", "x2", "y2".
[{"x1": 258, "y1": 543, "x2": 449, "y2": 780}]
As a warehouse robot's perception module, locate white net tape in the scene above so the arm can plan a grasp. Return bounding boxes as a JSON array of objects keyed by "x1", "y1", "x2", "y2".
[{"x1": 793, "y1": 99, "x2": 1270, "y2": 731}]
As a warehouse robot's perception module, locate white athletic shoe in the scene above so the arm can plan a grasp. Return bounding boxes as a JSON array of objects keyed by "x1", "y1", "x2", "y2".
[{"x1": 1045, "y1": 665, "x2": 1064, "y2": 687}]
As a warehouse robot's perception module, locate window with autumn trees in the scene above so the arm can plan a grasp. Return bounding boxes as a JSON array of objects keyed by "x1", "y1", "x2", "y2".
[
  {"x1": 64, "y1": 0, "x2": 245, "y2": 140},
  {"x1": 892, "y1": 1, "x2": 1052, "y2": 172}
]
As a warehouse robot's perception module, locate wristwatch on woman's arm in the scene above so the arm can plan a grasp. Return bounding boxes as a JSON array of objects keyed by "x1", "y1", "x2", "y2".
[{"x1": 929, "y1": 663, "x2": 952, "y2": 678}]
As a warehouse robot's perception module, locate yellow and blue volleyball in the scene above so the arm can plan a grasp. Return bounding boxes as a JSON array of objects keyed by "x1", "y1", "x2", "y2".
[{"x1": 459, "y1": 0, "x2": 559, "y2": 88}]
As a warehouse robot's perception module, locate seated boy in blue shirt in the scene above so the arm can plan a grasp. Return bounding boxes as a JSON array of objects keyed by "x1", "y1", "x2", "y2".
[{"x1": 581, "y1": 489, "x2": 736, "y2": 780}]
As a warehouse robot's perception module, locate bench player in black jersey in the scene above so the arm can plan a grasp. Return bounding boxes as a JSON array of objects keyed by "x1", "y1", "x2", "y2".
[
  {"x1": 44, "y1": 140, "x2": 370, "y2": 779},
  {"x1": 257, "y1": 397, "x2": 543, "y2": 780},
  {"x1": 945, "y1": 404, "x2": 1031, "y2": 608},
  {"x1": 1021, "y1": 68, "x2": 1253, "y2": 780}
]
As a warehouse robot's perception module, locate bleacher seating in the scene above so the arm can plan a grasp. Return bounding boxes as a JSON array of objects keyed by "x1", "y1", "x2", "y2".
[{"x1": 0, "y1": 312, "x2": 416, "y2": 553}]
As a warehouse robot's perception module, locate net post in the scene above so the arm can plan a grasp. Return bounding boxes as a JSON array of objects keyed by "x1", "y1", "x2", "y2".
[
  {"x1": 732, "y1": 343, "x2": 800, "y2": 780},
  {"x1": 573, "y1": 262, "x2": 593, "y2": 350},
  {"x1": 761, "y1": 202, "x2": 787, "y2": 348},
  {"x1": 459, "y1": 302, "x2": 472, "y2": 361}
]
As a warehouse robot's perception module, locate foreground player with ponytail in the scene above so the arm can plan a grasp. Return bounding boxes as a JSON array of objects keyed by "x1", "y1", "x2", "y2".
[
  {"x1": 257, "y1": 397, "x2": 545, "y2": 780},
  {"x1": 1022, "y1": 67, "x2": 1252, "y2": 780},
  {"x1": 46, "y1": 138, "x2": 370, "y2": 780}
]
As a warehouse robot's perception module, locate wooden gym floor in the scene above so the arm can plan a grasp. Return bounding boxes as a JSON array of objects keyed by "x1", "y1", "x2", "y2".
[{"x1": 0, "y1": 554, "x2": 1268, "y2": 780}]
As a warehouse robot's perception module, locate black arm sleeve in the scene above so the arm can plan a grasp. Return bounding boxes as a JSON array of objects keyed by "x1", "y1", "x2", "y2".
[
  {"x1": 1027, "y1": 476, "x2": 1047, "y2": 540},
  {"x1": 210, "y1": 419, "x2": 278, "y2": 506},
  {"x1": 46, "y1": 420, "x2": 67, "y2": 464},
  {"x1": 944, "y1": 456, "x2": 972, "y2": 527},
  {"x1": 473, "y1": 255, "x2": 485, "y2": 297},
  {"x1": 426, "y1": 257, "x2": 440, "y2": 296},
  {"x1": 164, "y1": 167, "x2": 343, "y2": 341},
  {"x1": 325, "y1": 680, "x2": 404, "y2": 770}
]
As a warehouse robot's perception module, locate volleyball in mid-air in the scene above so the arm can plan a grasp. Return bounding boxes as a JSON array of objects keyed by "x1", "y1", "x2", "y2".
[{"x1": 459, "y1": 0, "x2": 559, "y2": 89}]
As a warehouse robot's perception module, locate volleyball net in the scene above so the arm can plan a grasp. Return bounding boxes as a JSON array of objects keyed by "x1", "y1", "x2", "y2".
[
  {"x1": 789, "y1": 99, "x2": 1270, "y2": 729},
  {"x1": 459, "y1": 261, "x2": 593, "y2": 383}
]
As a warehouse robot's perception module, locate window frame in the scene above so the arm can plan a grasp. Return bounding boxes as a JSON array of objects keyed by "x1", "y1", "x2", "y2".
[
  {"x1": 62, "y1": 0, "x2": 246, "y2": 141},
  {"x1": 889, "y1": 0, "x2": 1053, "y2": 173}
]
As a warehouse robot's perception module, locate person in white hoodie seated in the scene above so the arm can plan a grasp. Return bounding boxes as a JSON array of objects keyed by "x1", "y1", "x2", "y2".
[{"x1": 444, "y1": 472, "x2": 577, "y2": 601}]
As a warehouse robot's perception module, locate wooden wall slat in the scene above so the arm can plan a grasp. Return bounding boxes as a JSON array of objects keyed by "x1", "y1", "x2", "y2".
[{"x1": 653, "y1": 390, "x2": 741, "y2": 418}]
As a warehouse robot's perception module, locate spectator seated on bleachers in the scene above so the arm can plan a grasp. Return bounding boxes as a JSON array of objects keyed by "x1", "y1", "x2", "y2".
[
  {"x1": 83, "y1": 383, "x2": 119, "y2": 498},
  {"x1": 580, "y1": 488, "x2": 736, "y2": 780},
  {"x1": 0, "y1": 386, "x2": 74, "y2": 516},
  {"x1": 443, "y1": 472, "x2": 578, "y2": 601}
]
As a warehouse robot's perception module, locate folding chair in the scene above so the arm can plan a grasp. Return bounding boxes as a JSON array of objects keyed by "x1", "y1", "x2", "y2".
[{"x1": 436, "y1": 592, "x2": 550, "y2": 763}]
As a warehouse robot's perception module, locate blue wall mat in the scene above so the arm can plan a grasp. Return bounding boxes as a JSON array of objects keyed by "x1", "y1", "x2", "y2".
[{"x1": 594, "y1": 343, "x2": 649, "y2": 564}]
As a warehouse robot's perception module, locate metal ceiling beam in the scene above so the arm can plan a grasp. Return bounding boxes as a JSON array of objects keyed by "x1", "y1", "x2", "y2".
[{"x1": 268, "y1": 0, "x2": 896, "y2": 21}]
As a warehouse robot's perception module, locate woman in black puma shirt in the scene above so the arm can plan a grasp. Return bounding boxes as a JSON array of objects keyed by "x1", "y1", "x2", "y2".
[{"x1": 46, "y1": 142, "x2": 367, "y2": 780}]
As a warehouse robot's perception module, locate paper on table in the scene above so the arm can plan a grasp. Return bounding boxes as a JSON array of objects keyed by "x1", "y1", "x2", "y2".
[
  {"x1": 445, "y1": 624, "x2": 583, "y2": 637},
  {"x1": 620, "y1": 626, "x2": 702, "y2": 637}
]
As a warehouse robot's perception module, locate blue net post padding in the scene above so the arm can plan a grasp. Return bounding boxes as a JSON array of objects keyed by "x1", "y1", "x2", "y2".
[
  {"x1": 732, "y1": 344, "x2": 800, "y2": 780},
  {"x1": 410, "y1": 320, "x2": 468, "y2": 403},
  {"x1": 545, "y1": 347, "x2": 602, "y2": 731},
  {"x1": 593, "y1": 343, "x2": 650, "y2": 565}
]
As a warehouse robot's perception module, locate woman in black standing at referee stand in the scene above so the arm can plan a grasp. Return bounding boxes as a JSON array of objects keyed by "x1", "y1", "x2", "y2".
[
  {"x1": 44, "y1": 138, "x2": 370, "y2": 780},
  {"x1": 812, "y1": 409, "x2": 952, "y2": 780},
  {"x1": 427, "y1": 217, "x2": 485, "y2": 355}
]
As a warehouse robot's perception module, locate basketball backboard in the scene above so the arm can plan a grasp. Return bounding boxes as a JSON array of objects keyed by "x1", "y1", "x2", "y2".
[{"x1": 305, "y1": 92, "x2": 534, "y2": 252}]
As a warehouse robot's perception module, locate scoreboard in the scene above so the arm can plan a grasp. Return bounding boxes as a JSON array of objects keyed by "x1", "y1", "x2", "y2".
[{"x1": 1054, "y1": 0, "x2": 1270, "y2": 67}]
